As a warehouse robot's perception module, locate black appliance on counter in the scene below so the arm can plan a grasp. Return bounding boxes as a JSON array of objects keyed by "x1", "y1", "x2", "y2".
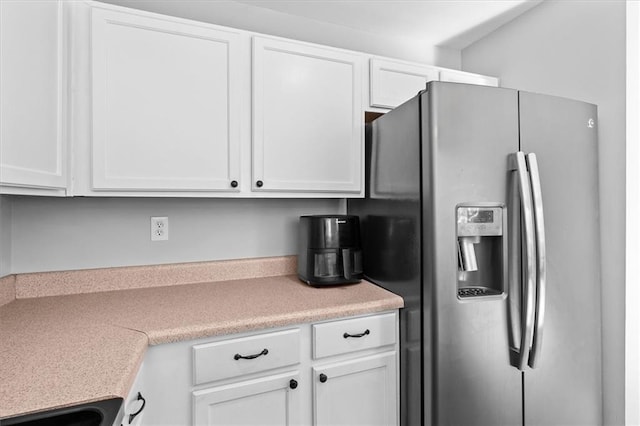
[{"x1": 297, "y1": 215, "x2": 363, "y2": 286}]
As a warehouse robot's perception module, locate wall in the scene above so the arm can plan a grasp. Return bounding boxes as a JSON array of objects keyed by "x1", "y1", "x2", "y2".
[
  {"x1": 0, "y1": 195, "x2": 11, "y2": 277},
  {"x1": 8, "y1": 197, "x2": 342, "y2": 273},
  {"x1": 461, "y1": 1, "x2": 626, "y2": 424},
  {"x1": 99, "y1": 0, "x2": 461, "y2": 68}
]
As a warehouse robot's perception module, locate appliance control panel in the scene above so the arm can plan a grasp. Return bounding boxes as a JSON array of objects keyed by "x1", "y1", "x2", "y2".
[{"x1": 457, "y1": 206, "x2": 503, "y2": 237}]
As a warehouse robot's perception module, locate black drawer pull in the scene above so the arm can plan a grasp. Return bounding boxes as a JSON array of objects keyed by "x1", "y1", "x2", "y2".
[
  {"x1": 343, "y1": 329, "x2": 370, "y2": 339},
  {"x1": 289, "y1": 379, "x2": 298, "y2": 389},
  {"x1": 319, "y1": 373, "x2": 328, "y2": 383},
  {"x1": 129, "y1": 392, "x2": 146, "y2": 424},
  {"x1": 234, "y1": 348, "x2": 269, "y2": 360}
]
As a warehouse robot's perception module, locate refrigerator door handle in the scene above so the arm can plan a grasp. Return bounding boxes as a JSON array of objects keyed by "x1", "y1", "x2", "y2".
[
  {"x1": 509, "y1": 152, "x2": 537, "y2": 371},
  {"x1": 526, "y1": 153, "x2": 547, "y2": 368}
]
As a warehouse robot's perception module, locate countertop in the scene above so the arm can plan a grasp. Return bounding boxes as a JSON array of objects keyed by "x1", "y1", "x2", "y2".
[{"x1": 0, "y1": 258, "x2": 403, "y2": 420}]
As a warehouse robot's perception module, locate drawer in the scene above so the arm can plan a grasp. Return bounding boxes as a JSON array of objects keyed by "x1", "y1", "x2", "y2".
[
  {"x1": 193, "y1": 328, "x2": 300, "y2": 385},
  {"x1": 313, "y1": 312, "x2": 396, "y2": 359}
]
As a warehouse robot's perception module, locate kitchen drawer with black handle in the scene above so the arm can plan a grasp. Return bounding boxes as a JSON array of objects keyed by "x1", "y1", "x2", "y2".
[
  {"x1": 193, "y1": 328, "x2": 300, "y2": 385},
  {"x1": 312, "y1": 312, "x2": 396, "y2": 359}
]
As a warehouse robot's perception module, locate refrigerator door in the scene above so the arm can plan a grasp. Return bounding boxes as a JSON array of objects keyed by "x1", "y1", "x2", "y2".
[
  {"x1": 423, "y1": 83, "x2": 522, "y2": 426},
  {"x1": 519, "y1": 92, "x2": 602, "y2": 425}
]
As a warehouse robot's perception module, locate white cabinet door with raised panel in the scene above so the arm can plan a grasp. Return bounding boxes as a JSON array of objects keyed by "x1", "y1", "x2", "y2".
[
  {"x1": 252, "y1": 37, "x2": 363, "y2": 195},
  {"x1": 439, "y1": 69, "x2": 499, "y2": 87},
  {"x1": 0, "y1": 0, "x2": 67, "y2": 193},
  {"x1": 91, "y1": 8, "x2": 241, "y2": 192},
  {"x1": 370, "y1": 58, "x2": 439, "y2": 109},
  {"x1": 313, "y1": 352, "x2": 397, "y2": 426},
  {"x1": 193, "y1": 372, "x2": 301, "y2": 426}
]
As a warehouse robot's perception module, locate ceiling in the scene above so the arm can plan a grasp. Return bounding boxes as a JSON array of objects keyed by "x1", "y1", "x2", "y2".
[{"x1": 233, "y1": 0, "x2": 544, "y2": 49}]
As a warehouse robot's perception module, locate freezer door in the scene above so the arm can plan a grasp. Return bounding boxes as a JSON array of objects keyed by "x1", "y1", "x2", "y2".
[
  {"x1": 519, "y1": 92, "x2": 602, "y2": 425},
  {"x1": 423, "y1": 82, "x2": 522, "y2": 426}
]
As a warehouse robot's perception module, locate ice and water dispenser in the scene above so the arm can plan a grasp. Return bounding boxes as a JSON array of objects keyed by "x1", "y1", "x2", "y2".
[{"x1": 456, "y1": 204, "x2": 506, "y2": 299}]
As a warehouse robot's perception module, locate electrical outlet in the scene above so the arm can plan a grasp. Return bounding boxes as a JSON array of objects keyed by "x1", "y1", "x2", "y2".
[{"x1": 151, "y1": 216, "x2": 169, "y2": 241}]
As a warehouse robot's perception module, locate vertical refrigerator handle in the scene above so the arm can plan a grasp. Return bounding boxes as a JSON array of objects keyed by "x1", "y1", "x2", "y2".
[
  {"x1": 526, "y1": 153, "x2": 546, "y2": 368},
  {"x1": 509, "y1": 152, "x2": 537, "y2": 371}
]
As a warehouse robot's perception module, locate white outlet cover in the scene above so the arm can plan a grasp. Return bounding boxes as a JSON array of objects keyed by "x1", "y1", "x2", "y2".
[{"x1": 151, "y1": 216, "x2": 169, "y2": 241}]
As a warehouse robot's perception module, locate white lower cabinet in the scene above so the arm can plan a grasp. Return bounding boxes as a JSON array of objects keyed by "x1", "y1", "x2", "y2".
[
  {"x1": 193, "y1": 372, "x2": 301, "y2": 426},
  {"x1": 313, "y1": 352, "x2": 397, "y2": 426},
  {"x1": 136, "y1": 311, "x2": 398, "y2": 426}
]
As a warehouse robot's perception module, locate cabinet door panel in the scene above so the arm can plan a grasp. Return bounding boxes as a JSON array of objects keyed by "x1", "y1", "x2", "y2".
[
  {"x1": 253, "y1": 37, "x2": 363, "y2": 193},
  {"x1": 370, "y1": 58, "x2": 439, "y2": 109},
  {"x1": 313, "y1": 352, "x2": 397, "y2": 426},
  {"x1": 0, "y1": 0, "x2": 67, "y2": 191},
  {"x1": 91, "y1": 8, "x2": 241, "y2": 191},
  {"x1": 193, "y1": 372, "x2": 301, "y2": 426}
]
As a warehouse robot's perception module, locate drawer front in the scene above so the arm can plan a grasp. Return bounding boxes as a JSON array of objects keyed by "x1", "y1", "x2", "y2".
[
  {"x1": 193, "y1": 329, "x2": 300, "y2": 385},
  {"x1": 313, "y1": 312, "x2": 396, "y2": 359}
]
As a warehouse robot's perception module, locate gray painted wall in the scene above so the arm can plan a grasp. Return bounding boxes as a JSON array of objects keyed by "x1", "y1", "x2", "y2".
[
  {"x1": 8, "y1": 197, "x2": 342, "y2": 273},
  {"x1": 0, "y1": 195, "x2": 11, "y2": 277},
  {"x1": 462, "y1": 1, "x2": 626, "y2": 424}
]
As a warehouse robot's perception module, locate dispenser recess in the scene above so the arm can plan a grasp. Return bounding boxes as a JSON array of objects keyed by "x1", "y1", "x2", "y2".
[{"x1": 456, "y1": 204, "x2": 506, "y2": 299}]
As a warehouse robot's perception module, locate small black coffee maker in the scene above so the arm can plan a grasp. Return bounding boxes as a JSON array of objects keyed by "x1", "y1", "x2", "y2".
[{"x1": 297, "y1": 215, "x2": 363, "y2": 286}]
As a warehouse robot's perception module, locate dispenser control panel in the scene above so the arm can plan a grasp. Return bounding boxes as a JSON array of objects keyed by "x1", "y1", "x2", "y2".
[{"x1": 457, "y1": 207, "x2": 503, "y2": 237}]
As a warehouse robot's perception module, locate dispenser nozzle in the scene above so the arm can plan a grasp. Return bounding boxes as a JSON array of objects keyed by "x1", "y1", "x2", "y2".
[{"x1": 458, "y1": 236, "x2": 480, "y2": 272}]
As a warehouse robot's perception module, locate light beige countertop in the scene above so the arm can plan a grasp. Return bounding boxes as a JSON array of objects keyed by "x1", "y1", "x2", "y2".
[{"x1": 0, "y1": 257, "x2": 403, "y2": 420}]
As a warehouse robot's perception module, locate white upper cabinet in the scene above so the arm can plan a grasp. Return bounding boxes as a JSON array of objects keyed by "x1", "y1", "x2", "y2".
[
  {"x1": 439, "y1": 68, "x2": 500, "y2": 87},
  {"x1": 369, "y1": 58, "x2": 439, "y2": 109},
  {"x1": 368, "y1": 57, "x2": 499, "y2": 111},
  {"x1": 252, "y1": 37, "x2": 364, "y2": 195},
  {"x1": 0, "y1": 0, "x2": 67, "y2": 195},
  {"x1": 90, "y1": 7, "x2": 242, "y2": 192},
  {"x1": 5, "y1": 1, "x2": 499, "y2": 198}
]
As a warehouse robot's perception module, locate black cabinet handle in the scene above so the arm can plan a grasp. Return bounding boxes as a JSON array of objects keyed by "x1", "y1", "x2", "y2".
[
  {"x1": 230, "y1": 180, "x2": 238, "y2": 188},
  {"x1": 343, "y1": 329, "x2": 370, "y2": 339},
  {"x1": 129, "y1": 392, "x2": 146, "y2": 424},
  {"x1": 319, "y1": 373, "x2": 328, "y2": 383},
  {"x1": 289, "y1": 379, "x2": 298, "y2": 389},
  {"x1": 234, "y1": 348, "x2": 268, "y2": 360},
  {"x1": 256, "y1": 180, "x2": 264, "y2": 188}
]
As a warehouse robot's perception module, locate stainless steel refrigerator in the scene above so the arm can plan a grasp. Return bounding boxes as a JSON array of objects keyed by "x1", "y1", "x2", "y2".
[{"x1": 348, "y1": 82, "x2": 602, "y2": 426}]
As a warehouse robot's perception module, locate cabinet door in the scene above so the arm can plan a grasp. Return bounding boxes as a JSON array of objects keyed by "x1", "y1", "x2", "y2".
[
  {"x1": 193, "y1": 372, "x2": 301, "y2": 426},
  {"x1": 91, "y1": 8, "x2": 241, "y2": 192},
  {"x1": 0, "y1": 0, "x2": 67, "y2": 192},
  {"x1": 252, "y1": 37, "x2": 363, "y2": 194},
  {"x1": 439, "y1": 69, "x2": 499, "y2": 87},
  {"x1": 313, "y1": 352, "x2": 397, "y2": 426},
  {"x1": 370, "y1": 58, "x2": 439, "y2": 109}
]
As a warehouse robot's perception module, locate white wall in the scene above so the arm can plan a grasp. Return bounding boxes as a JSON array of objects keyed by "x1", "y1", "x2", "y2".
[
  {"x1": 8, "y1": 197, "x2": 342, "y2": 273},
  {"x1": 462, "y1": 1, "x2": 626, "y2": 424},
  {"x1": 0, "y1": 195, "x2": 11, "y2": 277},
  {"x1": 98, "y1": 0, "x2": 461, "y2": 68}
]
